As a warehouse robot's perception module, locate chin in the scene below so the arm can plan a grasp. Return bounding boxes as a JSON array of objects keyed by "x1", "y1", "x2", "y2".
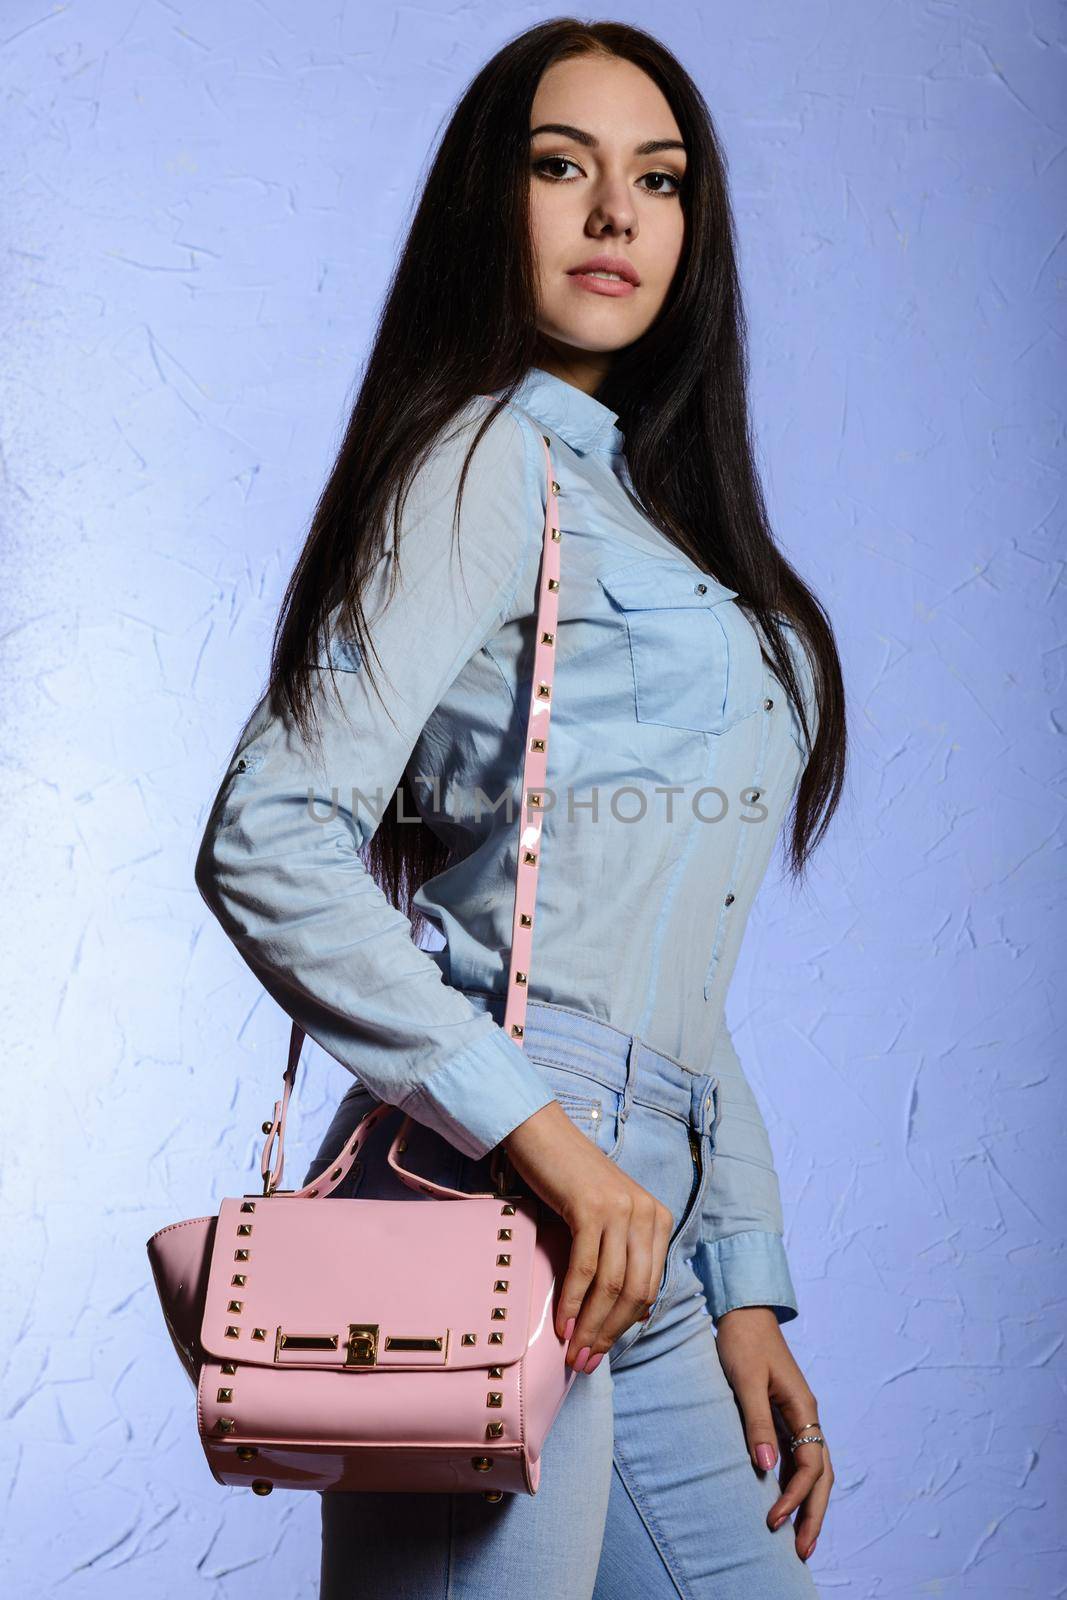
[{"x1": 541, "y1": 317, "x2": 645, "y2": 356}]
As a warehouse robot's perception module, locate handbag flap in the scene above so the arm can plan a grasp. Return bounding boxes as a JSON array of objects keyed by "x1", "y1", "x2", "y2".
[{"x1": 200, "y1": 1195, "x2": 539, "y2": 1372}]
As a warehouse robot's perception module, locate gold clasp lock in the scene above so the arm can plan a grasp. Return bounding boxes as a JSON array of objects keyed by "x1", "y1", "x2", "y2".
[{"x1": 344, "y1": 1323, "x2": 379, "y2": 1366}]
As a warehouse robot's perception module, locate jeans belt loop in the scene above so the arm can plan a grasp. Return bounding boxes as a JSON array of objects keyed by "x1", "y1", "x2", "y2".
[{"x1": 701, "y1": 1073, "x2": 720, "y2": 1139}]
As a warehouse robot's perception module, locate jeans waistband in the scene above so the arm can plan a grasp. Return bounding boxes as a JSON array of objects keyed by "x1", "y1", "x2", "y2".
[{"x1": 455, "y1": 989, "x2": 718, "y2": 1134}]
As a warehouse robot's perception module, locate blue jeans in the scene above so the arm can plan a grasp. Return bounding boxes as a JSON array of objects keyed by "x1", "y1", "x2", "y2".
[{"x1": 302, "y1": 994, "x2": 819, "y2": 1599}]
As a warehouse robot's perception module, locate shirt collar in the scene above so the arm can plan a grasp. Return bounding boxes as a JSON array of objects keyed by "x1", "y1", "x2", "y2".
[{"x1": 503, "y1": 366, "x2": 625, "y2": 457}]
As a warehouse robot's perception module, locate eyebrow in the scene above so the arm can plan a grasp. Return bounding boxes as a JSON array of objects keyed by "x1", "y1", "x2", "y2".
[{"x1": 529, "y1": 122, "x2": 686, "y2": 158}]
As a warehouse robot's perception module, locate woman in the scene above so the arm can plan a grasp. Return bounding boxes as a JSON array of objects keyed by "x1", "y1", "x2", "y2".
[{"x1": 195, "y1": 18, "x2": 844, "y2": 1598}]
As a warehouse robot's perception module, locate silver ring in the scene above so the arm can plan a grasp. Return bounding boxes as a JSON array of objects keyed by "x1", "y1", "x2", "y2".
[{"x1": 789, "y1": 1430, "x2": 826, "y2": 1450}]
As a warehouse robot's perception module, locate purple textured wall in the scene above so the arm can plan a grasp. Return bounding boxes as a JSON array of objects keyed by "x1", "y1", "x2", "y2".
[{"x1": 2, "y1": 2, "x2": 1063, "y2": 1595}]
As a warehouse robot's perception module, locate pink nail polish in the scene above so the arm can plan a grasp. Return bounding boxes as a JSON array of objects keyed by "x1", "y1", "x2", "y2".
[
  {"x1": 573, "y1": 1345, "x2": 591, "y2": 1372},
  {"x1": 584, "y1": 1351, "x2": 604, "y2": 1373},
  {"x1": 771, "y1": 1514, "x2": 788, "y2": 1532},
  {"x1": 755, "y1": 1443, "x2": 777, "y2": 1470},
  {"x1": 803, "y1": 1537, "x2": 817, "y2": 1560},
  {"x1": 564, "y1": 1317, "x2": 575, "y2": 1341}
]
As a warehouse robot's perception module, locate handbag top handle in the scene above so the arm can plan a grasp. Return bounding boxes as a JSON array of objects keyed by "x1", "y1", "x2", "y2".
[{"x1": 256, "y1": 424, "x2": 562, "y2": 1196}]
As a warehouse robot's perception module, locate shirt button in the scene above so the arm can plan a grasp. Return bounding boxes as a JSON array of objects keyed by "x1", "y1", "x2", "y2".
[
  {"x1": 763, "y1": 697, "x2": 774, "y2": 710},
  {"x1": 724, "y1": 892, "x2": 735, "y2": 905},
  {"x1": 751, "y1": 791, "x2": 760, "y2": 801},
  {"x1": 695, "y1": 582, "x2": 707, "y2": 594}
]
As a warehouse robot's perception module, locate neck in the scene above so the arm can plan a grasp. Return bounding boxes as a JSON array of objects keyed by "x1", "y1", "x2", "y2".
[{"x1": 533, "y1": 342, "x2": 614, "y2": 398}]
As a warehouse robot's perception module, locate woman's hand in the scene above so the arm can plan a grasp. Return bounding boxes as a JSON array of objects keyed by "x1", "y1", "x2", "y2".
[
  {"x1": 503, "y1": 1100, "x2": 674, "y2": 1372},
  {"x1": 713, "y1": 1306, "x2": 834, "y2": 1565}
]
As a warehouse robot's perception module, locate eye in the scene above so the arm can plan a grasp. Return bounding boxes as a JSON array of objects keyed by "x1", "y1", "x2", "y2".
[
  {"x1": 532, "y1": 155, "x2": 584, "y2": 183},
  {"x1": 637, "y1": 170, "x2": 683, "y2": 198}
]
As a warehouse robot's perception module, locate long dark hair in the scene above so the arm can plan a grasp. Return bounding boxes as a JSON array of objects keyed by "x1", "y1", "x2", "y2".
[{"x1": 267, "y1": 17, "x2": 846, "y2": 942}]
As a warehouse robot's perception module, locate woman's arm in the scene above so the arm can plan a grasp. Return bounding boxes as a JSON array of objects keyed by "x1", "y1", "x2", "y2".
[
  {"x1": 194, "y1": 401, "x2": 558, "y2": 1160},
  {"x1": 693, "y1": 1016, "x2": 800, "y2": 1324}
]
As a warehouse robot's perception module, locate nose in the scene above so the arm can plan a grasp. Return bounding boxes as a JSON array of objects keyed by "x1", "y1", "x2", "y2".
[{"x1": 586, "y1": 176, "x2": 637, "y2": 240}]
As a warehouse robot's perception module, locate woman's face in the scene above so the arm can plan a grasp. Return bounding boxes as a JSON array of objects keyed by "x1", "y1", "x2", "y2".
[{"x1": 528, "y1": 53, "x2": 687, "y2": 389}]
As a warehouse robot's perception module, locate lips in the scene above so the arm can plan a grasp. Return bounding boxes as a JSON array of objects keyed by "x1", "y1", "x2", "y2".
[{"x1": 566, "y1": 256, "x2": 641, "y2": 287}]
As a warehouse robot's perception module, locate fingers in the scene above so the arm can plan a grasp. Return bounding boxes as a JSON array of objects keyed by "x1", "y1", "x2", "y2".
[
  {"x1": 555, "y1": 1187, "x2": 674, "y2": 1370},
  {"x1": 567, "y1": 1209, "x2": 630, "y2": 1368},
  {"x1": 733, "y1": 1372, "x2": 780, "y2": 1478},
  {"x1": 646, "y1": 1200, "x2": 674, "y2": 1314},
  {"x1": 766, "y1": 1444, "x2": 826, "y2": 1536},
  {"x1": 587, "y1": 1193, "x2": 658, "y2": 1351},
  {"x1": 764, "y1": 1385, "x2": 832, "y2": 1560},
  {"x1": 555, "y1": 1224, "x2": 603, "y2": 1343},
  {"x1": 791, "y1": 1446, "x2": 834, "y2": 1562}
]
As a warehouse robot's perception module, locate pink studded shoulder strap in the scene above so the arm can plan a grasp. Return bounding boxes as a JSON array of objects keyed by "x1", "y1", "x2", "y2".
[{"x1": 258, "y1": 428, "x2": 562, "y2": 1201}]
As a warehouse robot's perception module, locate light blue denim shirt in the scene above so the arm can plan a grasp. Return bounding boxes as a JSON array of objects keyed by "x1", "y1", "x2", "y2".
[{"x1": 195, "y1": 366, "x2": 818, "y2": 1323}]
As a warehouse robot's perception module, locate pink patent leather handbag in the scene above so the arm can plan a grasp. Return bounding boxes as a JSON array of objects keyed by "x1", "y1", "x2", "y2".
[{"x1": 146, "y1": 426, "x2": 578, "y2": 1499}]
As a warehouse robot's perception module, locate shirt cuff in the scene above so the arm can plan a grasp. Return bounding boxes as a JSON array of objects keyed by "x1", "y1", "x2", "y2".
[
  {"x1": 693, "y1": 1230, "x2": 800, "y2": 1326},
  {"x1": 398, "y1": 1025, "x2": 558, "y2": 1160}
]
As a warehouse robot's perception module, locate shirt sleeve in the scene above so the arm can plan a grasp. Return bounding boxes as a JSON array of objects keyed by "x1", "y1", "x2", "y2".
[
  {"x1": 193, "y1": 399, "x2": 559, "y2": 1161},
  {"x1": 693, "y1": 1018, "x2": 800, "y2": 1325}
]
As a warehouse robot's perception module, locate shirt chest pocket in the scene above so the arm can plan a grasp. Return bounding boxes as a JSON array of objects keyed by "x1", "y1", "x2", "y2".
[{"x1": 597, "y1": 558, "x2": 765, "y2": 735}]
